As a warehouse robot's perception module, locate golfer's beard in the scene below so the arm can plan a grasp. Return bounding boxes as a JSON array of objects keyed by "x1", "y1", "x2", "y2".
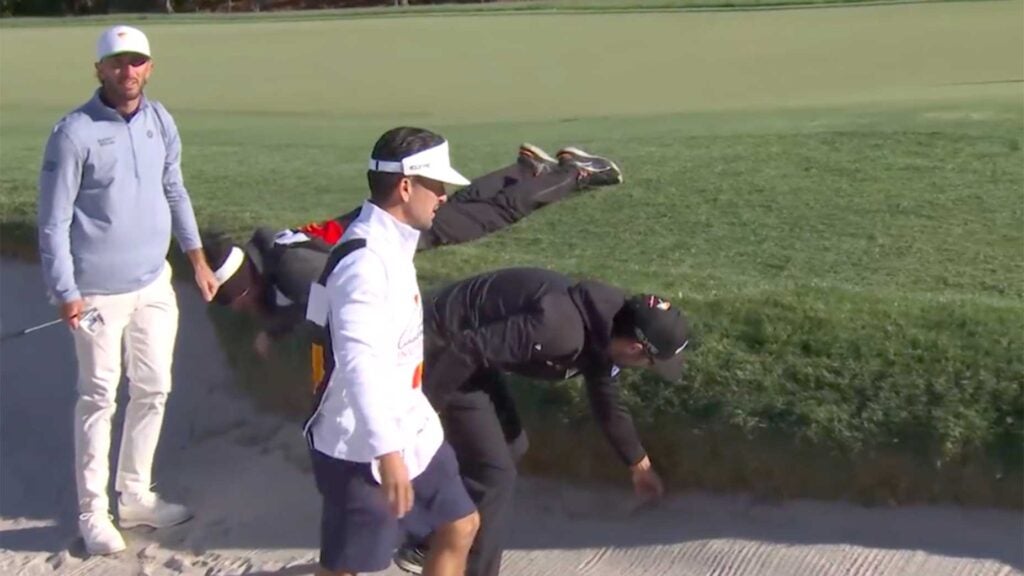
[{"x1": 104, "y1": 76, "x2": 147, "y2": 100}]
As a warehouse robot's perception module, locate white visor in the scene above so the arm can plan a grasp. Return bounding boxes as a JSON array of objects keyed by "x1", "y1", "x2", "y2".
[
  {"x1": 213, "y1": 246, "x2": 245, "y2": 284},
  {"x1": 368, "y1": 140, "x2": 471, "y2": 187}
]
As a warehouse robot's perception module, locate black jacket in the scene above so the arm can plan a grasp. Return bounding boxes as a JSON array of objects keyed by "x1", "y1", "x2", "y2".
[
  {"x1": 246, "y1": 206, "x2": 364, "y2": 338},
  {"x1": 425, "y1": 267, "x2": 646, "y2": 466},
  {"x1": 250, "y1": 205, "x2": 444, "y2": 338},
  {"x1": 245, "y1": 227, "x2": 331, "y2": 339}
]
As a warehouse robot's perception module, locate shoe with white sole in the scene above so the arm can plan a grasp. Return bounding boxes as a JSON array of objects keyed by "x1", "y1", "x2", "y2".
[
  {"x1": 394, "y1": 540, "x2": 429, "y2": 574},
  {"x1": 118, "y1": 491, "x2": 193, "y2": 529},
  {"x1": 518, "y1": 143, "x2": 559, "y2": 176},
  {"x1": 557, "y1": 146, "x2": 624, "y2": 187},
  {"x1": 79, "y1": 512, "x2": 127, "y2": 556}
]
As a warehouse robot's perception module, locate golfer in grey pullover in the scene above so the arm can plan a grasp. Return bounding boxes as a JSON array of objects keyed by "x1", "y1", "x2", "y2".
[
  {"x1": 38, "y1": 92, "x2": 202, "y2": 300},
  {"x1": 36, "y1": 25, "x2": 219, "y2": 556}
]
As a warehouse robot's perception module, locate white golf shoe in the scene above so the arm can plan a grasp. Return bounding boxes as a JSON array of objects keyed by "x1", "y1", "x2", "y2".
[
  {"x1": 118, "y1": 491, "x2": 193, "y2": 529},
  {"x1": 79, "y1": 512, "x2": 127, "y2": 555}
]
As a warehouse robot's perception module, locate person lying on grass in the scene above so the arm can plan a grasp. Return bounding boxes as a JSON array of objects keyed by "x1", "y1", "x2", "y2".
[{"x1": 202, "y1": 142, "x2": 623, "y2": 357}]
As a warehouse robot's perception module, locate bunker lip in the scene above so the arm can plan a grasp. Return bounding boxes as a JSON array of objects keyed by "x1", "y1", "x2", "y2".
[{"x1": 2, "y1": 257, "x2": 1021, "y2": 575}]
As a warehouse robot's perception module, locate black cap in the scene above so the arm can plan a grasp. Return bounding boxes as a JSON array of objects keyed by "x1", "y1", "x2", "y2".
[
  {"x1": 625, "y1": 294, "x2": 691, "y2": 382},
  {"x1": 203, "y1": 237, "x2": 258, "y2": 306}
]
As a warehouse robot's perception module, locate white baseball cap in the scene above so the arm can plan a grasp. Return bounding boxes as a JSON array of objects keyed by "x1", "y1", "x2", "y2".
[
  {"x1": 96, "y1": 25, "x2": 151, "y2": 62},
  {"x1": 367, "y1": 140, "x2": 471, "y2": 187}
]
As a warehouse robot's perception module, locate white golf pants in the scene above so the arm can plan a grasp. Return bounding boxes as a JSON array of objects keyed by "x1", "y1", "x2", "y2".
[{"x1": 72, "y1": 262, "x2": 178, "y2": 514}]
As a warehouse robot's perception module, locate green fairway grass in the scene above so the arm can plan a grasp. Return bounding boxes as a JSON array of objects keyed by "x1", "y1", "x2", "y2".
[
  {"x1": 0, "y1": 0, "x2": 994, "y2": 28},
  {"x1": 2, "y1": 1, "x2": 1021, "y2": 504}
]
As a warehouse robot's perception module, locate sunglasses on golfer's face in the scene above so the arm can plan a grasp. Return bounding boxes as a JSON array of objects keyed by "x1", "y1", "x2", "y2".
[
  {"x1": 104, "y1": 54, "x2": 151, "y2": 69},
  {"x1": 633, "y1": 329, "x2": 658, "y2": 365}
]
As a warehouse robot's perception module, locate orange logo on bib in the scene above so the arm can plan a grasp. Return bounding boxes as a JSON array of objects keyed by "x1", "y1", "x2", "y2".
[{"x1": 412, "y1": 362, "x2": 423, "y2": 389}]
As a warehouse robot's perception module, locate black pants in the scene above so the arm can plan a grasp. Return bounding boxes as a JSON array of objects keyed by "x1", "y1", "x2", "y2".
[
  {"x1": 257, "y1": 161, "x2": 579, "y2": 335},
  {"x1": 268, "y1": 161, "x2": 578, "y2": 304},
  {"x1": 424, "y1": 342, "x2": 526, "y2": 576},
  {"x1": 420, "y1": 162, "x2": 579, "y2": 251}
]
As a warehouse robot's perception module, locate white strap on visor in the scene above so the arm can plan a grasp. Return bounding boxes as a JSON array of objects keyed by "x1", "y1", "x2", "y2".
[
  {"x1": 367, "y1": 140, "x2": 470, "y2": 186},
  {"x1": 213, "y1": 246, "x2": 245, "y2": 284}
]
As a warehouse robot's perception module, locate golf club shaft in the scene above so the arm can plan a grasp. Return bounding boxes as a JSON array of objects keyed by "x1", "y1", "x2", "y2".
[{"x1": 1, "y1": 318, "x2": 63, "y2": 341}]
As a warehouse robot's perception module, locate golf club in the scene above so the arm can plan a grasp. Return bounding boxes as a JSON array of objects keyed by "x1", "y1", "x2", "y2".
[{"x1": 0, "y1": 318, "x2": 63, "y2": 342}]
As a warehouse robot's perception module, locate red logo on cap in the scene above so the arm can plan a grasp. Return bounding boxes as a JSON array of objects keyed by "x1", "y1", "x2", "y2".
[{"x1": 117, "y1": 31, "x2": 127, "y2": 38}]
